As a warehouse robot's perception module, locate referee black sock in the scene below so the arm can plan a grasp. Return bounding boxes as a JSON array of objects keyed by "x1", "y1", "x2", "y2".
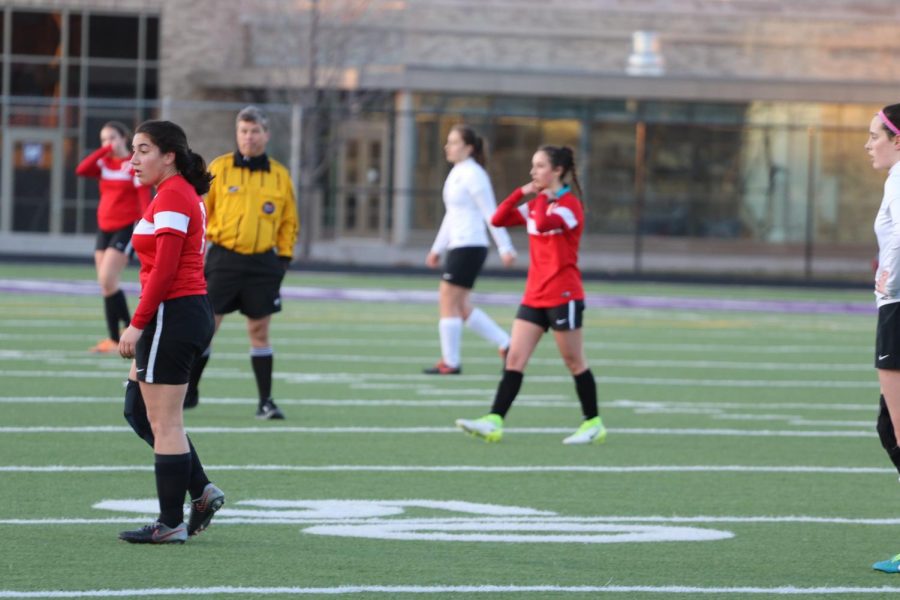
[
  {"x1": 103, "y1": 293, "x2": 122, "y2": 342},
  {"x1": 154, "y1": 452, "x2": 191, "y2": 528},
  {"x1": 573, "y1": 369, "x2": 599, "y2": 420},
  {"x1": 251, "y1": 348, "x2": 274, "y2": 404},
  {"x1": 489, "y1": 370, "x2": 523, "y2": 418},
  {"x1": 187, "y1": 437, "x2": 211, "y2": 500}
]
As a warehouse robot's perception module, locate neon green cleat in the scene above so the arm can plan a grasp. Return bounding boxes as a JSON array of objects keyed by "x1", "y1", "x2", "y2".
[
  {"x1": 455, "y1": 414, "x2": 503, "y2": 442},
  {"x1": 562, "y1": 416, "x2": 607, "y2": 445}
]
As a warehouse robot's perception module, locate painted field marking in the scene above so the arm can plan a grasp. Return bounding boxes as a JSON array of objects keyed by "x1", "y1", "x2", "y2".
[
  {"x1": 0, "y1": 464, "x2": 891, "y2": 475},
  {"x1": 0, "y1": 368, "x2": 878, "y2": 388},
  {"x1": 3, "y1": 584, "x2": 900, "y2": 597},
  {"x1": 0, "y1": 425, "x2": 877, "y2": 437}
]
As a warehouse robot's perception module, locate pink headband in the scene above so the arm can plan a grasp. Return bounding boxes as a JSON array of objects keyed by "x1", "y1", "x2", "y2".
[{"x1": 879, "y1": 110, "x2": 900, "y2": 136}]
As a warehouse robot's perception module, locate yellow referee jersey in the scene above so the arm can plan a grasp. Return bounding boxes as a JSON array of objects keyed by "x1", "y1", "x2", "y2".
[{"x1": 204, "y1": 153, "x2": 299, "y2": 257}]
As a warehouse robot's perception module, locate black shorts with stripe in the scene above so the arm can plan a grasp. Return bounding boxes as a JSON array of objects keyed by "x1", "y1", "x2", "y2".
[
  {"x1": 95, "y1": 224, "x2": 134, "y2": 253},
  {"x1": 135, "y1": 294, "x2": 214, "y2": 385},
  {"x1": 876, "y1": 302, "x2": 900, "y2": 369},
  {"x1": 441, "y1": 246, "x2": 488, "y2": 290},
  {"x1": 205, "y1": 244, "x2": 285, "y2": 318},
  {"x1": 515, "y1": 300, "x2": 585, "y2": 332}
]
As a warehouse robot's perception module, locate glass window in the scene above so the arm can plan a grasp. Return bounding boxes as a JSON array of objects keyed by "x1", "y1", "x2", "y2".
[
  {"x1": 144, "y1": 68, "x2": 158, "y2": 99},
  {"x1": 67, "y1": 65, "x2": 82, "y2": 98},
  {"x1": 642, "y1": 124, "x2": 747, "y2": 238},
  {"x1": 490, "y1": 116, "x2": 541, "y2": 196},
  {"x1": 8, "y1": 105, "x2": 59, "y2": 128},
  {"x1": 588, "y1": 122, "x2": 637, "y2": 235},
  {"x1": 88, "y1": 14, "x2": 139, "y2": 59},
  {"x1": 68, "y1": 13, "x2": 83, "y2": 56},
  {"x1": 146, "y1": 17, "x2": 160, "y2": 60},
  {"x1": 10, "y1": 63, "x2": 60, "y2": 97},
  {"x1": 816, "y1": 127, "x2": 882, "y2": 245},
  {"x1": 87, "y1": 65, "x2": 137, "y2": 98},
  {"x1": 12, "y1": 11, "x2": 62, "y2": 56}
]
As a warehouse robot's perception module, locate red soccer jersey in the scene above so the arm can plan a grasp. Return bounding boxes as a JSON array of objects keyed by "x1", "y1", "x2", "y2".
[
  {"x1": 492, "y1": 187, "x2": 584, "y2": 307},
  {"x1": 75, "y1": 145, "x2": 151, "y2": 232},
  {"x1": 130, "y1": 175, "x2": 208, "y2": 329}
]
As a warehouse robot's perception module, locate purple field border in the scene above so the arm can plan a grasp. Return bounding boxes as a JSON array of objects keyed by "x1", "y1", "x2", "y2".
[{"x1": 0, "y1": 278, "x2": 875, "y2": 315}]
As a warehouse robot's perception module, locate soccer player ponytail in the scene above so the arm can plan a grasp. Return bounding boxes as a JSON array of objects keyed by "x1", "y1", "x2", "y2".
[{"x1": 135, "y1": 120, "x2": 213, "y2": 196}]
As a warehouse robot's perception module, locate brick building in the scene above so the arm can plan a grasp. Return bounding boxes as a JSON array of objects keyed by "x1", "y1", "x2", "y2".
[{"x1": 2, "y1": 0, "x2": 898, "y2": 278}]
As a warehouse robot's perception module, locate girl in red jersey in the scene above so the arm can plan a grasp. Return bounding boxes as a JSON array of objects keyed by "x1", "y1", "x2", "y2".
[
  {"x1": 455, "y1": 145, "x2": 606, "y2": 445},
  {"x1": 76, "y1": 121, "x2": 151, "y2": 353},
  {"x1": 116, "y1": 120, "x2": 223, "y2": 544}
]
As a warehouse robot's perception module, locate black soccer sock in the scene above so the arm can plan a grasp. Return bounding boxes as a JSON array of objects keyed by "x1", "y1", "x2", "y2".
[
  {"x1": 110, "y1": 289, "x2": 131, "y2": 329},
  {"x1": 186, "y1": 437, "x2": 211, "y2": 499},
  {"x1": 250, "y1": 347, "x2": 274, "y2": 404},
  {"x1": 877, "y1": 395, "x2": 900, "y2": 473},
  {"x1": 188, "y1": 347, "x2": 211, "y2": 394},
  {"x1": 103, "y1": 293, "x2": 122, "y2": 341},
  {"x1": 154, "y1": 453, "x2": 191, "y2": 528},
  {"x1": 489, "y1": 369, "x2": 524, "y2": 418},
  {"x1": 574, "y1": 369, "x2": 599, "y2": 420}
]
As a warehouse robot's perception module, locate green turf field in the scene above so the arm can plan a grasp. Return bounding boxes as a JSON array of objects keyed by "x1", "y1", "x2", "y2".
[{"x1": 1, "y1": 263, "x2": 899, "y2": 598}]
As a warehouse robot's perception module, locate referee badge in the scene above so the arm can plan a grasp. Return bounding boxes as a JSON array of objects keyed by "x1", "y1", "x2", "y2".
[
  {"x1": 262, "y1": 202, "x2": 276, "y2": 214},
  {"x1": 228, "y1": 186, "x2": 240, "y2": 193}
]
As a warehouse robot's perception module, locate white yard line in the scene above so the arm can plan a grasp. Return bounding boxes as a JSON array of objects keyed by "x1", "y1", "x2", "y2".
[
  {"x1": 2, "y1": 584, "x2": 900, "y2": 597},
  {"x1": 0, "y1": 464, "x2": 892, "y2": 475},
  {"x1": 0, "y1": 425, "x2": 876, "y2": 437},
  {"x1": 0, "y1": 369, "x2": 878, "y2": 388}
]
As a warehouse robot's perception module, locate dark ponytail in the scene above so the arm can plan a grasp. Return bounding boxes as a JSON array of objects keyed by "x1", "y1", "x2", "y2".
[
  {"x1": 135, "y1": 120, "x2": 213, "y2": 196},
  {"x1": 881, "y1": 104, "x2": 900, "y2": 139},
  {"x1": 452, "y1": 124, "x2": 486, "y2": 168},
  {"x1": 103, "y1": 121, "x2": 133, "y2": 150},
  {"x1": 539, "y1": 144, "x2": 582, "y2": 198}
]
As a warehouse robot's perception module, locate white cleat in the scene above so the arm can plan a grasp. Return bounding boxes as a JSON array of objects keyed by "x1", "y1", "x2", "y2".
[{"x1": 562, "y1": 417, "x2": 607, "y2": 445}]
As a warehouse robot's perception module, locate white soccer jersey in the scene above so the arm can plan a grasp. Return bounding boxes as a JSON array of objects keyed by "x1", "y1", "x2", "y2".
[
  {"x1": 430, "y1": 158, "x2": 515, "y2": 256},
  {"x1": 875, "y1": 162, "x2": 900, "y2": 307}
]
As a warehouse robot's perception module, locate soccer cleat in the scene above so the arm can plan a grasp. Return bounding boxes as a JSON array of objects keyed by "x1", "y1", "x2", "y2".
[
  {"x1": 562, "y1": 416, "x2": 607, "y2": 445},
  {"x1": 256, "y1": 398, "x2": 285, "y2": 420},
  {"x1": 183, "y1": 387, "x2": 199, "y2": 409},
  {"x1": 455, "y1": 413, "x2": 503, "y2": 442},
  {"x1": 423, "y1": 360, "x2": 461, "y2": 375},
  {"x1": 118, "y1": 520, "x2": 187, "y2": 544},
  {"x1": 188, "y1": 483, "x2": 225, "y2": 536},
  {"x1": 873, "y1": 554, "x2": 900, "y2": 573},
  {"x1": 89, "y1": 338, "x2": 118, "y2": 353}
]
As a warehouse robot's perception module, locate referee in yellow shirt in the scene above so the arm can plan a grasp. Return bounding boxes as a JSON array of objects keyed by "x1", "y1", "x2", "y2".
[{"x1": 186, "y1": 106, "x2": 299, "y2": 419}]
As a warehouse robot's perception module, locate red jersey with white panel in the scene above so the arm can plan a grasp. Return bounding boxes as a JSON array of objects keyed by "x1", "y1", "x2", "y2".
[
  {"x1": 75, "y1": 145, "x2": 151, "y2": 231},
  {"x1": 130, "y1": 175, "x2": 207, "y2": 329},
  {"x1": 491, "y1": 185, "x2": 584, "y2": 307}
]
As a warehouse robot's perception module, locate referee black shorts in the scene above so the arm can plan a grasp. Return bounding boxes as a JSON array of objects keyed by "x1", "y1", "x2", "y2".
[
  {"x1": 441, "y1": 246, "x2": 488, "y2": 290},
  {"x1": 95, "y1": 224, "x2": 133, "y2": 253},
  {"x1": 876, "y1": 302, "x2": 900, "y2": 369},
  {"x1": 135, "y1": 294, "x2": 214, "y2": 385},
  {"x1": 516, "y1": 300, "x2": 585, "y2": 332},
  {"x1": 205, "y1": 245, "x2": 285, "y2": 319}
]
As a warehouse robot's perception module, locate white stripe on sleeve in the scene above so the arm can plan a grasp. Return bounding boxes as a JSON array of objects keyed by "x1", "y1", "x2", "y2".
[
  {"x1": 133, "y1": 218, "x2": 154, "y2": 235},
  {"x1": 154, "y1": 211, "x2": 190, "y2": 233},
  {"x1": 553, "y1": 206, "x2": 579, "y2": 229}
]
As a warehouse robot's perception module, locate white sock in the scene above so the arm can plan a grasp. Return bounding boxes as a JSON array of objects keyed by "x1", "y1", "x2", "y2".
[
  {"x1": 465, "y1": 308, "x2": 510, "y2": 350},
  {"x1": 439, "y1": 317, "x2": 463, "y2": 368}
]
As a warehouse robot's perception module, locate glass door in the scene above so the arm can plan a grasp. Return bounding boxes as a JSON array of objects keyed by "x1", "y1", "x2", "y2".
[
  {"x1": 1, "y1": 128, "x2": 63, "y2": 233},
  {"x1": 335, "y1": 121, "x2": 388, "y2": 238}
]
